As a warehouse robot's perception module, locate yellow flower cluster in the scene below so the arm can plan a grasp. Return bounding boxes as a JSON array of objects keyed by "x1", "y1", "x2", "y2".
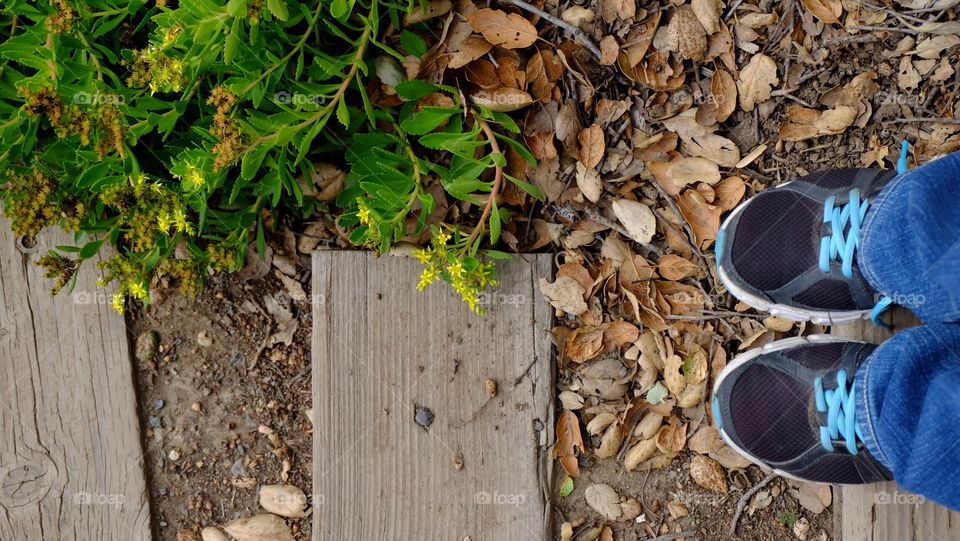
[
  {"x1": 97, "y1": 254, "x2": 149, "y2": 314},
  {"x1": 412, "y1": 229, "x2": 498, "y2": 314},
  {"x1": 355, "y1": 198, "x2": 383, "y2": 248},
  {"x1": 125, "y1": 46, "x2": 185, "y2": 94}
]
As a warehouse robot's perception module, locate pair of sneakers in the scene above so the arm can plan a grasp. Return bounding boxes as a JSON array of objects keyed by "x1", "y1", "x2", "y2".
[{"x1": 711, "y1": 166, "x2": 898, "y2": 484}]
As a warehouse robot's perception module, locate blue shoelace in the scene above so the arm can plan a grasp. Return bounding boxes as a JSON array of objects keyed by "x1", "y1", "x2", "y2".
[
  {"x1": 817, "y1": 141, "x2": 910, "y2": 328},
  {"x1": 814, "y1": 370, "x2": 863, "y2": 454},
  {"x1": 818, "y1": 189, "x2": 869, "y2": 279}
]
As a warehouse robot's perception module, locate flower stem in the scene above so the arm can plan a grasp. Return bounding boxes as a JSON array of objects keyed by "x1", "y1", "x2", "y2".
[{"x1": 464, "y1": 113, "x2": 504, "y2": 250}]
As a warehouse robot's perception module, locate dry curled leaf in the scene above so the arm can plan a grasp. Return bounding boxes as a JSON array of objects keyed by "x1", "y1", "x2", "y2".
[
  {"x1": 448, "y1": 34, "x2": 494, "y2": 69},
  {"x1": 585, "y1": 484, "x2": 623, "y2": 521},
  {"x1": 692, "y1": 0, "x2": 721, "y2": 34},
  {"x1": 403, "y1": 0, "x2": 452, "y2": 25},
  {"x1": 553, "y1": 410, "x2": 584, "y2": 476},
  {"x1": 539, "y1": 276, "x2": 588, "y2": 316},
  {"x1": 600, "y1": 0, "x2": 635, "y2": 23},
  {"x1": 566, "y1": 327, "x2": 606, "y2": 363},
  {"x1": 666, "y1": 6, "x2": 708, "y2": 61},
  {"x1": 576, "y1": 162, "x2": 603, "y2": 203},
  {"x1": 801, "y1": 0, "x2": 842, "y2": 24},
  {"x1": 466, "y1": 9, "x2": 539, "y2": 49},
  {"x1": 624, "y1": 437, "x2": 658, "y2": 471},
  {"x1": 223, "y1": 514, "x2": 294, "y2": 541},
  {"x1": 666, "y1": 156, "x2": 722, "y2": 186},
  {"x1": 259, "y1": 485, "x2": 308, "y2": 518},
  {"x1": 779, "y1": 105, "x2": 857, "y2": 141},
  {"x1": 470, "y1": 87, "x2": 533, "y2": 112},
  {"x1": 599, "y1": 36, "x2": 619, "y2": 66},
  {"x1": 612, "y1": 199, "x2": 656, "y2": 245},
  {"x1": 677, "y1": 189, "x2": 721, "y2": 248},
  {"x1": 690, "y1": 454, "x2": 728, "y2": 494},
  {"x1": 738, "y1": 54, "x2": 778, "y2": 112},
  {"x1": 578, "y1": 125, "x2": 605, "y2": 168}
]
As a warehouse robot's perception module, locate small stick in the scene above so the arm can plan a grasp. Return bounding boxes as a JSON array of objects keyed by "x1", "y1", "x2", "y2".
[
  {"x1": 728, "y1": 472, "x2": 779, "y2": 536},
  {"x1": 504, "y1": 0, "x2": 603, "y2": 60},
  {"x1": 851, "y1": 25, "x2": 920, "y2": 34},
  {"x1": 822, "y1": 34, "x2": 879, "y2": 47},
  {"x1": 649, "y1": 532, "x2": 696, "y2": 541},
  {"x1": 886, "y1": 117, "x2": 960, "y2": 125}
]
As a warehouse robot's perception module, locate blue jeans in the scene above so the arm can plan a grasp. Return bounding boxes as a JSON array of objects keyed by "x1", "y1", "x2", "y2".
[{"x1": 855, "y1": 151, "x2": 960, "y2": 510}]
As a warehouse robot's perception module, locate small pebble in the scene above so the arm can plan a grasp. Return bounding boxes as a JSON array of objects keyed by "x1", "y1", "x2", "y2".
[
  {"x1": 485, "y1": 379, "x2": 497, "y2": 397},
  {"x1": 230, "y1": 458, "x2": 249, "y2": 477},
  {"x1": 153, "y1": 399, "x2": 165, "y2": 411},
  {"x1": 148, "y1": 416, "x2": 163, "y2": 429},
  {"x1": 191, "y1": 401, "x2": 203, "y2": 413},
  {"x1": 414, "y1": 405, "x2": 434, "y2": 429},
  {"x1": 135, "y1": 331, "x2": 159, "y2": 363},
  {"x1": 197, "y1": 331, "x2": 212, "y2": 347},
  {"x1": 168, "y1": 449, "x2": 181, "y2": 461}
]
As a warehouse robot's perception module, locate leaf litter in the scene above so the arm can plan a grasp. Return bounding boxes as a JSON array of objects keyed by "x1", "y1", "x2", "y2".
[{"x1": 426, "y1": 0, "x2": 960, "y2": 538}]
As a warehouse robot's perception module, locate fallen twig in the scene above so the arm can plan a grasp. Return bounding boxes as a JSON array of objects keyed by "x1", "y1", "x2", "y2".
[
  {"x1": 728, "y1": 472, "x2": 779, "y2": 536},
  {"x1": 649, "y1": 531, "x2": 696, "y2": 541},
  {"x1": 886, "y1": 117, "x2": 960, "y2": 125},
  {"x1": 504, "y1": 0, "x2": 603, "y2": 60}
]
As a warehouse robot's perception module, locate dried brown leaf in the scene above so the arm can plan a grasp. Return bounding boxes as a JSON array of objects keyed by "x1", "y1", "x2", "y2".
[
  {"x1": 677, "y1": 189, "x2": 721, "y2": 248},
  {"x1": 553, "y1": 410, "x2": 584, "y2": 476},
  {"x1": 657, "y1": 254, "x2": 700, "y2": 281},
  {"x1": 738, "y1": 54, "x2": 778, "y2": 112},
  {"x1": 599, "y1": 36, "x2": 619, "y2": 66},
  {"x1": 585, "y1": 484, "x2": 622, "y2": 520},
  {"x1": 448, "y1": 34, "x2": 494, "y2": 69},
  {"x1": 566, "y1": 327, "x2": 605, "y2": 362},
  {"x1": 612, "y1": 199, "x2": 657, "y2": 245},
  {"x1": 578, "y1": 124, "x2": 605, "y2": 168},
  {"x1": 801, "y1": 0, "x2": 842, "y2": 24},
  {"x1": 576, "y1": 162, "x2": 602, "y2": 203},
  {"x1": 223, "y1": 514, "x2": 294, "y2": 541},
  {"x1": 690, "y1": 454, "x2": 728, "y2": 494},
  {"x1": 470, "y1": 87, "x2": 533, "y2": 112},
  {"x1": 466, "y1": 9, "x2": 538, "y2": 49},
  {"x1": 692, "y1": 0, "x2": 721, "y2": 34},
  {"x1": 539, "y1": 276, "x2": 588, "y2": 315},
  {"x1": 667, "y1": 6, "x2": 708, "y2": 61}
]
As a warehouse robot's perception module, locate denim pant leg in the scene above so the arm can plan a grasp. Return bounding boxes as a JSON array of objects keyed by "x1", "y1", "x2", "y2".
[
  {"x1": 860, "y1": 151, "x2": 960, "y2": 322},
  {"x1": 855, "y1": 324, "x2": 960, "y2": 510}
]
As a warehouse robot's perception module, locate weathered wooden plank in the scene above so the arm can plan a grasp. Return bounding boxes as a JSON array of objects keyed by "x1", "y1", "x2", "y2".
[
  {"x1": 0, "y1": 218, "x2": 151, "y2": 540},
  {"x1": 832, "y1": 310, "x2": 960, "y2": 541},
  {"x1": 312, "y1": 252, "x2": 553, "y2": 540}
]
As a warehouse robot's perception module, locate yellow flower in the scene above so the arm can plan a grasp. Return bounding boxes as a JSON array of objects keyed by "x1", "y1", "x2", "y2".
[
  {"x1": 357, "y1": 206, "x2": 371, "y2": 225},
  {"x1": 128, "y1": 280, "x2": 148, "y2": 300},
  {"x1": 173, "y1": 206, "x2": 194, "y2": 235},
  {"x1": 111, "y1": 292, "x2": 125, "y2": 314},
  {"x1": 157, "y1": 210, "x2": 172, "y2": 232},
  {"x1": 413, "y1": 247, "x2": 433, "y2": 265},
  {"x1": 183, "y1": 164, "x2": 204, "y2": 189},
  {"x1": 434, "y1": 230, "x2": 451, "y2": 246},
  {"x1": 417, "y1": 266, "x2": 438, "y2": 291},
  {"x1": 447, "y1": 260, "x2": 464, "y2": 279}
]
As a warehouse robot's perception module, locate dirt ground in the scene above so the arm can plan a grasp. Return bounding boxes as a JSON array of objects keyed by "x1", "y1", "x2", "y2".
[
  {"x1": 128, "y1": 271, "x2": 314, "y2": 541},
  {"x1": 124, "y1": 3, "x2": 960, "y2": 541}
]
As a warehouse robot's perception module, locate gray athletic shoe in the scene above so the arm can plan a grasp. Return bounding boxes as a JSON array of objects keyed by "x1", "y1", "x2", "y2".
[
  {"x1": 711, "y1": 336, "x2": 891, "y2": 484},
  {"x1": 715, "y1": 168, "x2": 896, "y2": 324}
]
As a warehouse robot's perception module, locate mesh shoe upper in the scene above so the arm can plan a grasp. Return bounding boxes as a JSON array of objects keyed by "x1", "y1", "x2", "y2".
[
  {"x1": 715, "y1": 169, "x2": 896, "y2": 319},
  {"x1": 712, "y1": 338, "x2": 892, "y2": 484}
]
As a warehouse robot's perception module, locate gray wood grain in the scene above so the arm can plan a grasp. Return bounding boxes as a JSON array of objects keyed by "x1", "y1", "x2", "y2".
[
  {"x1": 832, "y1": 309, "x2": 960, "y2": 541},
  {"x1": 311, "y1": 251, "x2": 553, "y2": 540},
  {"x1": 0, "y1": 218, "x2": 151, "y2": 540}
]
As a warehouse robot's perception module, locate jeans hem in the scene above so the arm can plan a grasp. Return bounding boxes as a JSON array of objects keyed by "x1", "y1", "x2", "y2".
[
  {"x1": 859, "y1": 169, "x2": 909, "y2": 295},
  {"x1": 856, "y1": 352, "x2": 893, "y2": 470}
]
